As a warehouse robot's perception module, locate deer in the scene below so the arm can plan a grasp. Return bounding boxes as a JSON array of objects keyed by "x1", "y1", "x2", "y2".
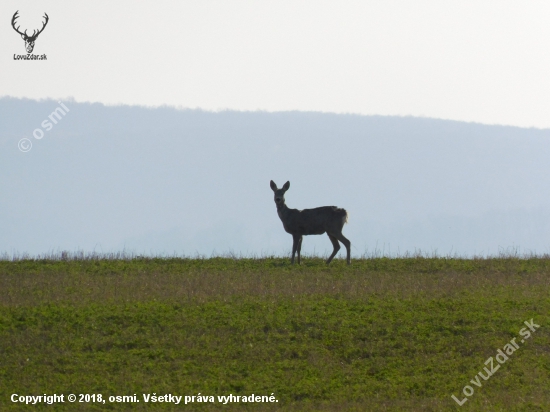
[
  {"x1": 270, "y1": 180, "x2": 351, "y2": 265},
  {"x1": 11, "y1": 11, "x2": 49, "y2": 54}
]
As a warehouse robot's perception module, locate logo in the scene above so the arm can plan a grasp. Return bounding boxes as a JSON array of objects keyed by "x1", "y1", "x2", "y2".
[{"x1": 11, "y1": 10, "x2": 49, "y2": 54}]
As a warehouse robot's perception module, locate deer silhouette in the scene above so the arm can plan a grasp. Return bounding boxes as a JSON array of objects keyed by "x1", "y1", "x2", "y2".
[
  {"x1": 270, "y1": 180, "x2": 351, "y2": 265},
  {"x1": 11, "y1": 11, "x2": 49, "y2": 54}
]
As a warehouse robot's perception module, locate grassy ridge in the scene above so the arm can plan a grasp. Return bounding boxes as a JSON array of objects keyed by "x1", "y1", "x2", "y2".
[{"x1": 0, "y1": 257, "x2": 549, "y2": 411}]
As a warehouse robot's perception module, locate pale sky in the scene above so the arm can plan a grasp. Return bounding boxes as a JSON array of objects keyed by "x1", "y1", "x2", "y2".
[{"x1": 1, "y1": 1, "x2": 549, "y2": 128}]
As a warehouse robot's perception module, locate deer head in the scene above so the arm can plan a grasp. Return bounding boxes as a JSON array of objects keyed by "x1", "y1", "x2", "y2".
[
  {"x1": 12, "y1": 11, "x2": 49, "y2": 54},
  {"x1": 270, "y1": 180, "x2": 290, "y2": 207}
]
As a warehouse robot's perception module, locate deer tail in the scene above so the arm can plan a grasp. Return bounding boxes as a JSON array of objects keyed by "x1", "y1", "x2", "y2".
[{"x1": 334, "y1": 207, "x2": 348, "y2": 224}]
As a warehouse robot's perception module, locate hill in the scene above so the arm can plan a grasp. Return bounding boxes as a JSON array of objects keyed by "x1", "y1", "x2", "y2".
[{"x1": 2, "y1": 97, "x2": 550, "y2": 256}]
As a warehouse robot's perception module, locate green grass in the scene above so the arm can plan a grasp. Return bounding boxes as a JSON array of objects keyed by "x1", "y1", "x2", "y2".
[{"x1": 0, "y1": 257, "x2": 549, "y2": 410}]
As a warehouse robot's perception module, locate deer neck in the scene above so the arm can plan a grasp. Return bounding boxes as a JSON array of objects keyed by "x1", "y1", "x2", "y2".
[{"x1": 276, "y1": 202, "x2": 292, "y2": 222}]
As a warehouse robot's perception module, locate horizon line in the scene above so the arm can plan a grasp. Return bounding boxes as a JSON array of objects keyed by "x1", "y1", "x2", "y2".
[{"x1": 1, "y1": 95, "x2": 548, "y2": 131}]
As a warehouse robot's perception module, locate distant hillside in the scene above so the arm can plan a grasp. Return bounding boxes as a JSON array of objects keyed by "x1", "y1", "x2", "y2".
[{"x1": 1, "y1": 97, "x2": 550, "y2": 257}]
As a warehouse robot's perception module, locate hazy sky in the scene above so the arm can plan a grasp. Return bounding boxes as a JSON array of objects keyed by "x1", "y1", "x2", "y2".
[{"x1": 1, "y1": 1, "x2": 549, "y2": 128}]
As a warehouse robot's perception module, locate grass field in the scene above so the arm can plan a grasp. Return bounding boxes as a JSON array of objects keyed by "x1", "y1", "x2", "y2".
[{"x1": 0, "y1": 256, "x2": 549, "y2": 411}]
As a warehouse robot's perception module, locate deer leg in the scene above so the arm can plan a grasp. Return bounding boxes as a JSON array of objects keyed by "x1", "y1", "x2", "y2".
[
  {"x1": 291, "y1": 235, "x2": 300, "y2": 264},
  {"x1": 326, "y1": 233, "x2": 341, "y2": 264},
  {"x1": 335, "y1": 233, "x2": 351, "y2": 265},
  {"x1": 296, "y1": 235, "x2": 303, "y2": 264}
]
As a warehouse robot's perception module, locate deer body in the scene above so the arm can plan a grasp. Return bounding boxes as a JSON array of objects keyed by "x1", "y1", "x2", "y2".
[
  {"x1": 277, "y1": 205, "x2": 345, "y2": 236},
  {"x1": 270, "y1": 180, "x2": 351, "y2": 265}
]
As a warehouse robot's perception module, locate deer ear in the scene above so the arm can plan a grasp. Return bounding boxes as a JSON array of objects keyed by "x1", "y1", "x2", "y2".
[
  {"x1": 21, "y1": 34, "x2": 25, "y2": 39},
  {"x1": 270, "y1": 180, "x2": 277, "y2": 191},
  {"x1": 282, "y1": 181, "x2": 290, "y2": 191}
]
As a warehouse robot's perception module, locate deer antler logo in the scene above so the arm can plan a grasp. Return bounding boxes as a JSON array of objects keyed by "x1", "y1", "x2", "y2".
[{"x1": 11, "y1": 11, "x2": 49, "y2": 54}]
